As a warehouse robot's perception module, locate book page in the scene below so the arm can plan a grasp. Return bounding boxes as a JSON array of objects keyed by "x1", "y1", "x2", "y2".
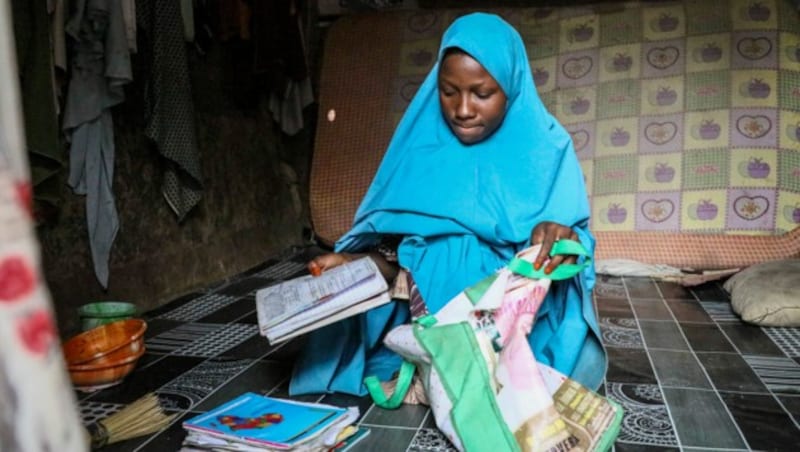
[
  {"x1": 266, "y1": 292, "x2": 392, "y2": 343},
  {"x1": 266, "y1": 273, "x2": 388, "y2": 337},
  {"x1": 390, "y1": 268, "x2": 409, "y2": 300},
  {"x1": 256, "y1": 257, "x2": 381, "y2": 329}
]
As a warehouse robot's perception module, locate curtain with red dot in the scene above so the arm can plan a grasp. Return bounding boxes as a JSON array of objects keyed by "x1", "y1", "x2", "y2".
[{"x1": 0, "y1": 0, "x2": 86, "y2": 449}]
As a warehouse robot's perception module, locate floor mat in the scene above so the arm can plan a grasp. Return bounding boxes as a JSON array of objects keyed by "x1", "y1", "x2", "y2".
[{"x1": 75, "y1": 246, "x2": 800, "y2": 451}]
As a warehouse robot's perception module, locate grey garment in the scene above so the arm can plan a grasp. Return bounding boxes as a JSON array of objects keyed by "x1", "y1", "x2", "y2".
[
  {"x1": 68, "y1": 113, "x2": 119, "y2": 287},
  {"x1": 268, "y1": 77, "x2": 315, "y2": 136},
  {"x1": 63, "y1": 0, "x2": 131, "y2": 288},
  {"x1": 137, "y1": 0, "x2": 203, "y2": 221}
]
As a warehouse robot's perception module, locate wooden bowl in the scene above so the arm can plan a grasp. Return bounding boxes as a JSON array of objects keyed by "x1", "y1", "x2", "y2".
[
  {"x1": 67, "y1": 346, "x2": 145, "y2": 391},
  {"x1": 62, "y1": 319, "x2": 147, "y2": 366}
]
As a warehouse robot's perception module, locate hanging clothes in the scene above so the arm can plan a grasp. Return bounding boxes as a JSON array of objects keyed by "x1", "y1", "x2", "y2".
[
  {"x1": 251, "y1": 0, "x2": 308, "y2": 84},
  {"x1": 11, "y1": 0, "x2": 63, "y2": 221},
  {"x1": 50, "y1": 0, "x2": 67, "y2": 75},
  {"x1": 252, "y1": 0, "x2": 314, "y2": 135},
  {"x1": 62, "y1": 0, "x2": 132, "y2": 288},
  {"x1": 214, "y1": 0, "x2": 258, "y2": 110},
  {"x1": 217, "y1": 0, "x2": 251, "y2": 41},
  {"x1": 267, "y1": 77, "x2": 314, "y2": 136},
  {"x1": 121, "y1": 0, "x2": 137, "y2": 53},
  {"x1": 180, "y1": 0, "x2": 195, "y2": 42},
  {"x1": 137, "y1": 0, "x2": 203, "y2": 221},
  {"x1": 212, "y1": 0, "x2": 314, "y2": 134}
]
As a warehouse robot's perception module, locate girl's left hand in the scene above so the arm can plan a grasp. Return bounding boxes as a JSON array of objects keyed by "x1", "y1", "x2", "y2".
[{"x1": 530, "y1": 221, "x2": 578, "y2": 274}]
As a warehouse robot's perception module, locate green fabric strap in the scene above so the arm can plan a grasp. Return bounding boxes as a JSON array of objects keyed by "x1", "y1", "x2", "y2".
[
  {"x1": 464, "y1": 273, "x2": 498, "y2": 305},
  {"x1": 415, "y1": 322, "x2": 519, "y2": 452},
  {"x1": 364, "y1": 360, "x2": 416, "y2": 409},
  {"x1": 364, "y1": 315, "x2": 437, "y2": 409},
  {"x1": 596, "y1": 399, "x2": 625, "y2": 452},
  {"x1": 508, "y1": 239, "x2": 591, "y2": 281}
]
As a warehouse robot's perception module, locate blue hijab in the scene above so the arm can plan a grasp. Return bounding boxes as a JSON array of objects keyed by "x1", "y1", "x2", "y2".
[{"x1": 290, "y1": 13, "x2": 605, "y2": 396}]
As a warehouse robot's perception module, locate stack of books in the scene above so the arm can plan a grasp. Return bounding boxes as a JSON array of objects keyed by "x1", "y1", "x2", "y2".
[
  {"x1": 180, "y1": 392, "x2": 369, "y2": 451},
  {"x1": 255, "y1": 257, "x2": 391, "y2": 344}
]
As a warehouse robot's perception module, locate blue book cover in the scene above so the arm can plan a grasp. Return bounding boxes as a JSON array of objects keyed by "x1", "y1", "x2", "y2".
[{"x1": 183, "y1": 392, "x2": 347, "y2": 448}]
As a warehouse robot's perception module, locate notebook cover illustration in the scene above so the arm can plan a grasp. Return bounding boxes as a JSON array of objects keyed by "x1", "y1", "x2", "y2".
[{"x1": 183, "y1": 392, "x2": 347, "y2": 448}]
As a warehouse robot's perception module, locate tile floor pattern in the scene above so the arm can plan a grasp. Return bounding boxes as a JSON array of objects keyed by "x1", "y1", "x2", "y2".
[{"x1": 75, "y1": 246, "x2": 800, "y2": 451}]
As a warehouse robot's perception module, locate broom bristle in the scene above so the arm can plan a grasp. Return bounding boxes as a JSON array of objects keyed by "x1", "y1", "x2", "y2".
[{"x1": 86, "y1": 393, "x2": 177, "y2": 449}]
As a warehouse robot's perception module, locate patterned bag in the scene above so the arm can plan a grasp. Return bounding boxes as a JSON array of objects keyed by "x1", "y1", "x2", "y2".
[{"x1": 365, "y1": 240, "x2": 623, "y2": 452}]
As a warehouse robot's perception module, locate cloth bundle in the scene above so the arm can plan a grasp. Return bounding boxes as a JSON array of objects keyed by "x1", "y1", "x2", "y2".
[{"x1": 366, "y1": 241, "x2": 623, "y2": 452}]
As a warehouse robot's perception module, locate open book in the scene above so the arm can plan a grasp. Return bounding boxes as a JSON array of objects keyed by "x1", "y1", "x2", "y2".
[{"x1": 255, "y1": 257, "x2": 390, "y2": 344}]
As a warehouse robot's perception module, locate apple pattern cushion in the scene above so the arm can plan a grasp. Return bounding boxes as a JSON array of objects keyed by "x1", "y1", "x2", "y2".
[
  {"x1": 310, "y1": 1, "x2": 800, "y2": 269},
  {"x1": 545, "y1": 1, "x2": 800, "y2": 237},
  {"x1": 723, "y1": 259, "x2": 800, "y2": 326}
]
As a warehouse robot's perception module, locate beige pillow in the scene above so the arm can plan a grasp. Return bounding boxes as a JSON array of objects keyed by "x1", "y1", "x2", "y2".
[{"x1": 723, "y1": 259, "x2": 800, "y2": 326}]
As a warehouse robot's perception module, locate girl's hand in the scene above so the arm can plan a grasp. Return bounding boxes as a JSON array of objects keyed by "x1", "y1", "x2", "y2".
[
  {"x1": 530, "y1": 221, "x2": 579, "y2": 275},
  {"x1": 307, "y1": 253, "x2": 353, "y2": 276},
  {"x1": 308, "y1": 251, "x2": 399, "y2": 283}
]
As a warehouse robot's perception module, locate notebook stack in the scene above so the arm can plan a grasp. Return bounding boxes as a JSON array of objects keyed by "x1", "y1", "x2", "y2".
[{"x1": 180, "y1": 393, "x2": 369, "y2": 451}]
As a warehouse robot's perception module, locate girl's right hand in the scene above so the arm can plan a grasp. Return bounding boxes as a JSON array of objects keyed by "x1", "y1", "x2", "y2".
[{"x1": 307, "y1": 253, "x2": 353, "y2": 276}]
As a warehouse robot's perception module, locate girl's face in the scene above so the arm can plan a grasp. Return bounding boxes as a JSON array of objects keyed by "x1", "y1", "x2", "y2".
[{"x1": 438, "y1": 52, "x2": 508, "y2": 144}]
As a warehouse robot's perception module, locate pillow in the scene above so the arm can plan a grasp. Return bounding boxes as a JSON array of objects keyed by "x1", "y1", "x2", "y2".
[{"x1": 723, "y1": 259, "x2": 800, "y2": 327}]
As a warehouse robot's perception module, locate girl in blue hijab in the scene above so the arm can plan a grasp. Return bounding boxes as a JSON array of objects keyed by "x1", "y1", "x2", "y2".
[{"x1": 290, "y1": 12, "x2": 606, "y2": 396}]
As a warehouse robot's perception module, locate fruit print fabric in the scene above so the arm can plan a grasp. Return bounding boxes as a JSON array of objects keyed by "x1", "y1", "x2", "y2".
[{"x1": 392, "y1": 0, "x2": 800, "y2": 235}]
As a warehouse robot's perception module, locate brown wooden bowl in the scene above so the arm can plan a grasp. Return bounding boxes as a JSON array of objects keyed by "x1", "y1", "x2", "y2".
[
  {"x1": 62, "y1": 319, "x2": 147, "y2": 366},
  {"x1": 67, "y1": 346, "x2": 146, "y2": 390}
]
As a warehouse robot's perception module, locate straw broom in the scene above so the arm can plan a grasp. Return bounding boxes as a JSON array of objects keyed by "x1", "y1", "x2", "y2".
[{"x1": 84, "y1": 393, "x2": 178, "y2": 449}]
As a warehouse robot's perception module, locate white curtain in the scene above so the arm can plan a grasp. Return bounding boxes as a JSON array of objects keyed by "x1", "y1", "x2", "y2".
[{"x1": 0, "y1": 0, "x2": 87, "y2": 450}]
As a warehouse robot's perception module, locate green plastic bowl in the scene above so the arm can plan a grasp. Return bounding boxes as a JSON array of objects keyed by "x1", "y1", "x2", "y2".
[{"x1": 78, "y1": 302, "x2": 137, "y2": 332}]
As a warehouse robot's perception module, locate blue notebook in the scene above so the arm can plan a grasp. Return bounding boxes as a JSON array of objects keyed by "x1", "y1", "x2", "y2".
[{"x1": 183, "y1": 392, "x2": 348, "y2": 448}]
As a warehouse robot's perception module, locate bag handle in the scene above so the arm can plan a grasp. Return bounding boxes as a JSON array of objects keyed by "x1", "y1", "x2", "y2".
[
  {"x1": 363, "y1": 316, "x2": 435, "y2": 409},
  {"x1": 364, "y1": 360, "x2": 416, "y2": 409},
  {"x1": 507, "y1": 239, "x2": 591, "y2": 281}
]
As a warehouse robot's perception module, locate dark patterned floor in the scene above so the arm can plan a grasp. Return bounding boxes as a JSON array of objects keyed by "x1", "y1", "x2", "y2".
[{"x1": 76, "y1": 246, "x2": 800, "y2": 451}]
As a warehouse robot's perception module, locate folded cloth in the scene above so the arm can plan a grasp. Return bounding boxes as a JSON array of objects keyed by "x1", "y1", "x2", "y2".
[{"x1": 596, "y1": 259, "x2": 740, "y2": 286}]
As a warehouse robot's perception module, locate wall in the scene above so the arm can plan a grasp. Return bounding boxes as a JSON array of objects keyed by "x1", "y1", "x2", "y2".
[{"x1": 38, "y1": 45, "x2": 312, "y2": 335}]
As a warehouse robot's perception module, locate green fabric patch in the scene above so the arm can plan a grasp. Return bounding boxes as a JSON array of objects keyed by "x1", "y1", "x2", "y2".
[
  {"x1": 464, "y1": 274, "x2": 498, "y2": 305},
  {"x1": 521, "y1": 21, "x2": 559, "y2": 59},
  {"x1": 597, "y1": 80, "x2": 640, "y2": 119},
  {"x1": 779, "y1": 150, "x2": 800, "y2": 193},
  {"x1": 415, "y1": 323, "x2": 519, "y2": 452},
  {"x1": 779, "y1": 71, "x2": 800, "y2": 110},
  {"x1": 682, "y1": 148, "x2": 731, "y2": 189},
  {"x1": 686, "y1": 71, "x2": 731, "y2": 111},
  {"x1": 594, "y1": 155, "x2": 639, "y2": 195},
  {"x1": 599, "y1": 8, "x2": 642, "y2": 47},
  {"x1": 686, "y1": 2, "x2": 732, "y2": 35},
  {"x1": 778, "y1": 0, "x2": 800, "y2": 32}
]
